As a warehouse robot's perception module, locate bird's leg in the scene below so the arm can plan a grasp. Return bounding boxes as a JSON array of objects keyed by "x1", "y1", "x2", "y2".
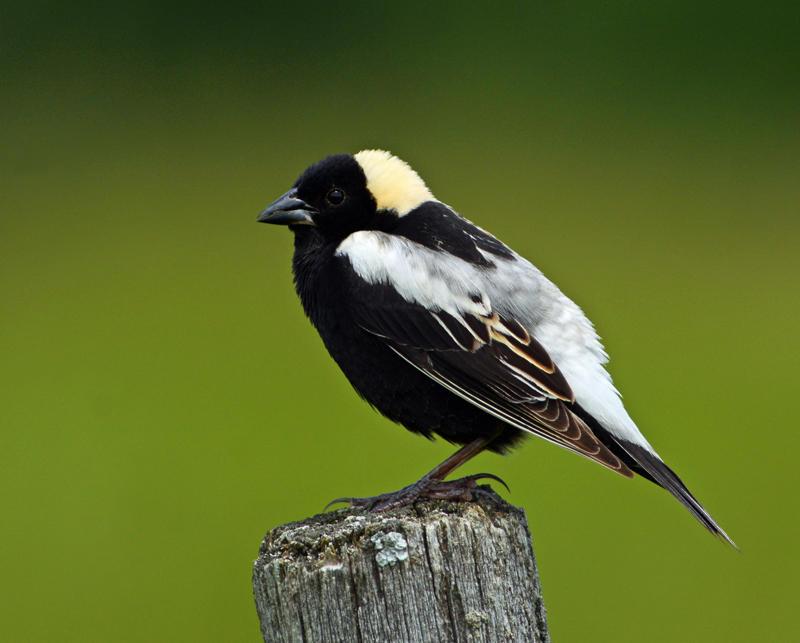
[{"x1": 326, "y1": 431, "x2": 507, "y2": 512}]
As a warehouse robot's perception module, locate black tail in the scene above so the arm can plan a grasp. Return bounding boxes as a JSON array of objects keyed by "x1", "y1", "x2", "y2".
[
  {"x1": 572, "y1": 404, "x2": 737, "y2": 547},
  {"x1": 617, "y1": 439, "x2": 737, "y2": 548}
]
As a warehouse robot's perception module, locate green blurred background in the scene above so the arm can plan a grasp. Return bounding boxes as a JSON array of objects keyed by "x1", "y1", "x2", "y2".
[{"x1": 2, "y1": 2, "x2": 798, "y2": 641}]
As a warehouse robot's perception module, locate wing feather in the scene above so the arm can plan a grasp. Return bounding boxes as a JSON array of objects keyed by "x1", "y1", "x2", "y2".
[
  {"x1": 336, "y1": 241, "x2": 632, "y2": 477},
  {"x1": 392, "y1": 345, "x2": 631, "y2": 475}
]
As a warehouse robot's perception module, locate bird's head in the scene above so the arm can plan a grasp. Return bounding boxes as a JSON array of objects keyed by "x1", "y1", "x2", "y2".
[{"x1": 258, "y1": 150, "x2": 433, "y2": 237}]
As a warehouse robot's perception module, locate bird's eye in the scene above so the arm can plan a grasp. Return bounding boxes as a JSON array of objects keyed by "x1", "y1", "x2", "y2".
[{"x1": 326, "y1": 188, "x2": 345, "y2": 206}]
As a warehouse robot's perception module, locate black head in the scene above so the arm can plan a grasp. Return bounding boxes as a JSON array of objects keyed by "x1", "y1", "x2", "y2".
[
  {"x1": 259, "y1": 150, "x2": 435, "y2": 239},
  {"x1": 258, "y1": 154, "x2": 377, "y2": 237}
]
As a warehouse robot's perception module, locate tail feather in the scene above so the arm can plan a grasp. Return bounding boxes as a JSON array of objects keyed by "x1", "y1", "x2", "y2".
[
  {"x1": 617, "y1": 439, "x2": 737, "y2": 548},
  {"x1": 570, "y1": 403, "x2": 736, "y2": 547}
]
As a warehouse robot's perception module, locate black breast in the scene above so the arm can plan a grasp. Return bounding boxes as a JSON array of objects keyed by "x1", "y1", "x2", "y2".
[{"x1": 289, "y1": 228, "x2": 518, "y2": 451}]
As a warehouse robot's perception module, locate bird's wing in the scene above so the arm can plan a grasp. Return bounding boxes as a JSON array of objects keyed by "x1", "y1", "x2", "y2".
[{"x1": 335, "y1": 230, "x2": 633, "y2": 477}]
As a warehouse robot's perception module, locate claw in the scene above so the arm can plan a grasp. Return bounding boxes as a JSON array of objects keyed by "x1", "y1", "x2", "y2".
[
  {"x1": 322, "y1": 472, "x2": 510, "y2": 513},
  {"x1": 323, "y1": 497, "x2": 354, "y2": 512},
  {"x1": 468, "y1": 472, "x2": 511, "y2": 492}
]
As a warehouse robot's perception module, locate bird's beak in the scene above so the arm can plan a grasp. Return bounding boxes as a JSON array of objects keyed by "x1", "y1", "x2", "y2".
[{"x1": 257, "y1": 189, "x2": 318, "y2": 226}]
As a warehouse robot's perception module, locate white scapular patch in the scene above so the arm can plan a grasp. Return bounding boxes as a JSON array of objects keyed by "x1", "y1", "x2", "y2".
[
  {"x1": 353, "y1": 149, "x2": 434, "y2": 216},
  {"x1": 336, "y1": 229, "x2": 658, "y2": 454},
  {"x1": 337, "y1": 231, "x2": 490, "y2": 319}
]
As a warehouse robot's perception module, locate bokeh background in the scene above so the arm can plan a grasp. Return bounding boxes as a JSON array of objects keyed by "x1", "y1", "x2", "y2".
[{"x1": 2, "y1": 2, "x2": 799, "y2": 641}]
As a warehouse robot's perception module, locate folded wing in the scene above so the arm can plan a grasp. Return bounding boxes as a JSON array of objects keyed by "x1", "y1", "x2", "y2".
[{"x1": 336, "y1": 231, "x2": 633, "y2": 477}]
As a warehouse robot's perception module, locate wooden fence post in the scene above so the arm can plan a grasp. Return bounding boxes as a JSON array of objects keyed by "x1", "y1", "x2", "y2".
[{"x1": 253, "y1": 489, "x2": 549, "y2": 642}]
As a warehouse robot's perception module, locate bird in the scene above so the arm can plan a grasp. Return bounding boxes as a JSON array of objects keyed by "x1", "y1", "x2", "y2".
[{"x1": 257, "y1": 149, "x2": 734, "y2": 546}]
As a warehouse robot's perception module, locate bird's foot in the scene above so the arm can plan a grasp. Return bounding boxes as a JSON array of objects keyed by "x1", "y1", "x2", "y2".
[{"x1": 324, "y1": 473, "x2": 509, "y2": 512}]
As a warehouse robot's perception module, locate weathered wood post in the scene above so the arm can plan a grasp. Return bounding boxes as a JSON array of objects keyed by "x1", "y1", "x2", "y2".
[{"x1": 252, "y1": 489, "x2": 549, "y2": 642}]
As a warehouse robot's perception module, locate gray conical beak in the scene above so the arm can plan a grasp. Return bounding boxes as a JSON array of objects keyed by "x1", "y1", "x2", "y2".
[{"x1": 258, "y1": 189, "x2": 318, "y2": 226}]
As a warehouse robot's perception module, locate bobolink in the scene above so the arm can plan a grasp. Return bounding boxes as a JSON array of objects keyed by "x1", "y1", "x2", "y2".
[{"x1": 258, "y1": 150, "x2": 733, "y2": 545}]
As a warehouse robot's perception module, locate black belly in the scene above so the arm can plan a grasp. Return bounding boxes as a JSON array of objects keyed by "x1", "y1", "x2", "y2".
[
  {"x1": 317, "y1": 319, "x2": 524, "y2": 453},
  {"x1": 291, "y1": 230, "x2": 523, "y2": 452}
]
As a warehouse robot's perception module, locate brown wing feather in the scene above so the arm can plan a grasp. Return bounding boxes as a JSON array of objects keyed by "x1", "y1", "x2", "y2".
[
  {"x1": 523, "y1": 399, "x2": 633, "y2": 475},
  {"x1": 351, "y1": 290, "x2": 631, "y2": 477},
  {"x1": 415, "y1": 346, "x2": 632, "y2": 477}
]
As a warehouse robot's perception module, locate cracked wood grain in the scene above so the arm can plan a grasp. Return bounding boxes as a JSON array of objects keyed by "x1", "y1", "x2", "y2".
[{"x1": 253, "y1": 488, "x2": 549, "y2": 642}]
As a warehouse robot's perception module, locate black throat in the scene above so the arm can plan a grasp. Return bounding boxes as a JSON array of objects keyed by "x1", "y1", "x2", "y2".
[
  {"x1": 291, "y1": 227, "x2": 338, "y2": 326},
  {"x1": 291, "y1": 209, "x2": 399, "y2": 302}
]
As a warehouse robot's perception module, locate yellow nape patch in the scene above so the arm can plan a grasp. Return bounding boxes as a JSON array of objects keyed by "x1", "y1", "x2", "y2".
[{"x1": 354, "y1": 149, "x2": 434, "y2": 216}]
